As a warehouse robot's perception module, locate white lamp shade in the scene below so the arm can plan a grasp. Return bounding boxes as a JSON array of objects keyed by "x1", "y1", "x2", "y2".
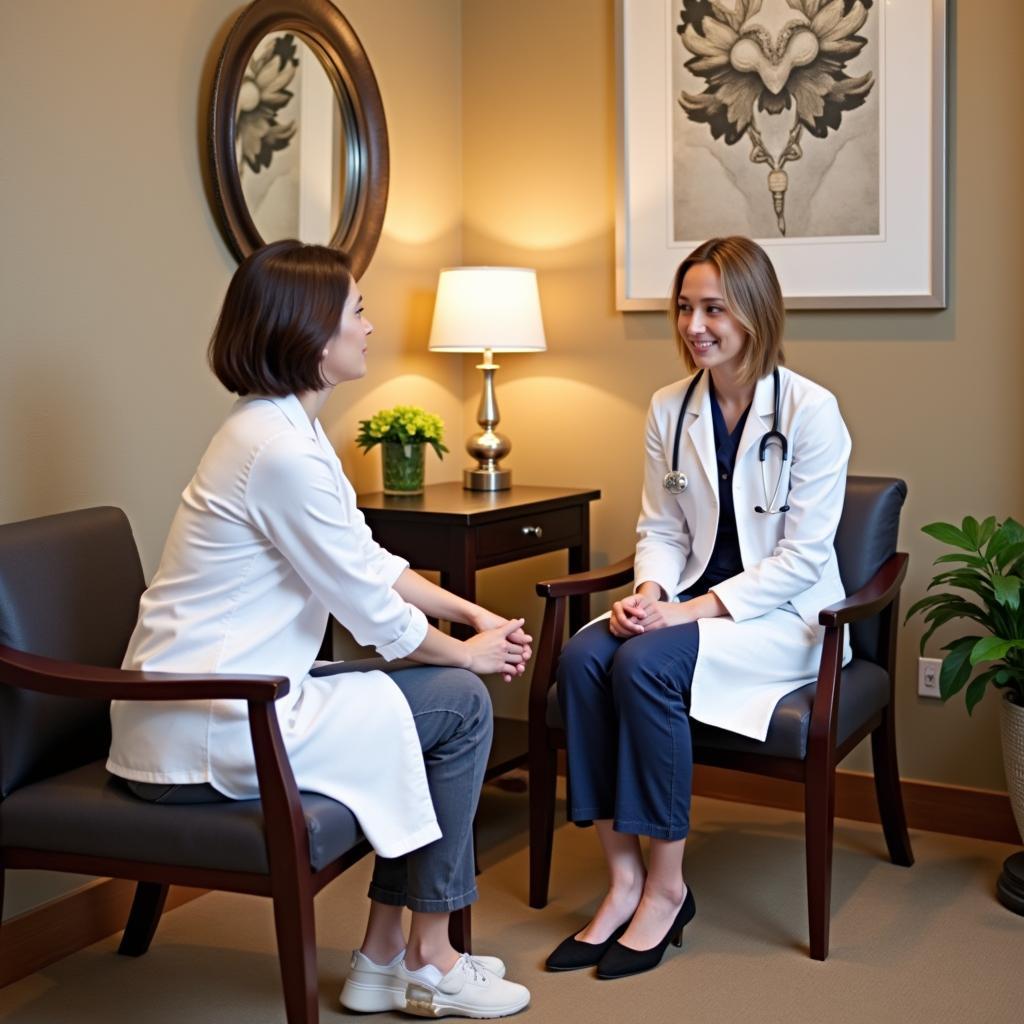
[{"x1": 427, "y1": 267, "x2": 547, "y2": 353}]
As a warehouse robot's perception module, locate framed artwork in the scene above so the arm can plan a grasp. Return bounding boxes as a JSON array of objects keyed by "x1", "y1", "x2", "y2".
[{"x1": 616, "y1": 0, "x2": 948, "y2": 310}]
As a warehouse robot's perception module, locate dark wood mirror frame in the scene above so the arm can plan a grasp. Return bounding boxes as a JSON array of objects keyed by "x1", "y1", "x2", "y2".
[{"x1": 207, "y1": 0, "x2": 389, "y2": 278}]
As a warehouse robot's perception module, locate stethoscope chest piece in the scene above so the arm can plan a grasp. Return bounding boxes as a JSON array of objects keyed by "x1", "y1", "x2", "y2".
[
  {"x1": 664, "y1": 367, "x2": 791, "y2": 513},
  {"x1": 663, "y1": 470, "x2": 688, "y2": 495}
]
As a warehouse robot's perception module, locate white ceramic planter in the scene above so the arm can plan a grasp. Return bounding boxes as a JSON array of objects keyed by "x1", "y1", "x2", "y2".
[{"x1": 999, "y1": 692, "x2": 1024, "y2": 844}]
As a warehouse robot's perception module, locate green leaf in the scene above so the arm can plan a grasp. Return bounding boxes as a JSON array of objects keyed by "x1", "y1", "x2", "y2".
[
  {"x1": 995, "y1": 541, "x2": 1024, "y2": 571},
  {"x1": 961, "y1": 516, "x2": 980, "y2": 547},
  {"x1": 968, "y1": 636, "x2": 1024, "y2": 665},
  {"x1": 927, "y1": 569, "x2": 993, "y2": 596},
  {"x1": 985, "y1": 530, "x2": 1010, "y2": 565},
  {"x1": 992, "y1": 574, "x2": 1022, "y2": 611},
  {"x1": 933, "y1": 552, "x2": 990, "y2": 569},
  {"x1": 1000, "y1": 517, "x2": 1024, "y2": 545},
  {"x1": 919, "y1": 607, "x2": 984, "y2": 649},
  {"x1": 905, "y1": 593, "x2": 957, "y2": 621},
  {"x1": 939, "y1": 637, "x2": 981, "y2": 699},
  {"x1": 965, "y1": 670, "x2": 996, "y2": 715},
  {"x1": 978, "y1": 516, "x2": 998, "y2": 548},
  {"x1": 921, "y1": 522, "x2": 976, "y2": 552},
  {"x1": 921, "y1": 598, "x2": 992, "y2": 629}
]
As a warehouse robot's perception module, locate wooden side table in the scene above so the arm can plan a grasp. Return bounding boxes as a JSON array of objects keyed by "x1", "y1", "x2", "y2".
[{"x1": 356, "y1": 483, "x2": 601, "y2": 777}]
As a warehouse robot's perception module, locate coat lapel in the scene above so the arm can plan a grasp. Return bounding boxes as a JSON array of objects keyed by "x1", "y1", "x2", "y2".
[
  {"x1": 735, "y1": 372, "x2": 777, "y2": 468},
  {"x1": 685, "y1": 372, "x2": 718, "y2": 495}
]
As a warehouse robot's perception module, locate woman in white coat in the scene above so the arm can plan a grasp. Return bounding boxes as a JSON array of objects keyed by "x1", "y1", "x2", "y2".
[
  {"x1": 107, "y1": 241, "x2": 532, "y2": 1018},
  {"x1": 546, "y1": 236, "x2": 851, "y2": 980}
]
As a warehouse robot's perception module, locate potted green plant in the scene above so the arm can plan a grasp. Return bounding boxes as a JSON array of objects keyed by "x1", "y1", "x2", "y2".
[
  {"x1": 906, "y1": 514, "x2": 1024, "y2": 912},
  {"x1": 356, "y1": 405, "x2": 448, "y2": 496}
]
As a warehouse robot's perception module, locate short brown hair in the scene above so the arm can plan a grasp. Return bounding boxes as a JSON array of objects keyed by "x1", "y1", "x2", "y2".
[
  {"x1": 670, "y1": 236, "x2": 785, "y2": 385},
  {"x1": 209, "y1": 240, "x2": 352, "y2": 396}
]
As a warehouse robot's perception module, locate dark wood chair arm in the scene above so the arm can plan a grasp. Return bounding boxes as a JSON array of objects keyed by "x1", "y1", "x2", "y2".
[
  {"x1": 0, "y1": 643, "x2": 311, "y2": 882},
  {"x1": 807, "y1": 551, "x2": 909, "y2": 757},
  {"x1": 536, "y1": 554, "x2": 636, "y2": 598},
  {"x1": 0, "y1": 644, "x2": 289, "y2": 702},
  {"x1": 817, "y1": 553, "x2": 909, "y2": 627}
]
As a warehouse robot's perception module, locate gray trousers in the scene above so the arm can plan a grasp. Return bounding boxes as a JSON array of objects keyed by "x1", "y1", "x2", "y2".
[{"x1": 128, "y1": 662, "x2": 493, "y2": 913}]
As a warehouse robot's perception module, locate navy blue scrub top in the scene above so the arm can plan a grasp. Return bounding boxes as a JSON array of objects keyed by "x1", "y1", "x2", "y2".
[{"x1": 688, "y1": 382, "x2": 750, "y2": 595}]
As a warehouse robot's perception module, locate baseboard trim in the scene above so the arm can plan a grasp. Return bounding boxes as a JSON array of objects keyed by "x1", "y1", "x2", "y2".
[
  {"x1": 553, "y1": 751, "x2": 1019, "y2": 845},
  {"x1": 0, "y1": 879, "x2": 205, "y2": 989},
  {"x1": 692, "y1": 766, "x2": 1021, "y2": 846}
]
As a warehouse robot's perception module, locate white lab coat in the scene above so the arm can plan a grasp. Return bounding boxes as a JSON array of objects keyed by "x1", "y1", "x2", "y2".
[
  {"x1": 633, "y1": 367, "x2": 852, "y2": 740},
  {"x1": 107, "y1": 394, "x2": 441, "y2": 858}
]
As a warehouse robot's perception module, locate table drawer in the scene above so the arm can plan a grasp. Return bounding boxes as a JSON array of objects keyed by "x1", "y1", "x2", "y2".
[{"x1": 476, "y1": 507, "x2": 581, "y2": 559}]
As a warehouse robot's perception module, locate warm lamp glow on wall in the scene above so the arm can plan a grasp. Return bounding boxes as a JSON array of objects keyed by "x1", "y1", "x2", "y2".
[{"x1": 428, "y1": 267, "x2": 547, "y2": 491}]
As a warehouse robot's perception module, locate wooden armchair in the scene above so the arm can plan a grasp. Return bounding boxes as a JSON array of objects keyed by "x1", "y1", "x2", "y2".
[
  {"x1": 0, "y1": 507, "x2": 467, "y2": 1022},
  {"x1": 527, "y1": 476, "x2": 914, "y2": 960}
]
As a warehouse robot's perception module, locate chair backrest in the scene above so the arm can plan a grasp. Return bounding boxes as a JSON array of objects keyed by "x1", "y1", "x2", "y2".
[
  {"x1": 834, "y1": 476, "x2": 907, "y2": 664},
  {"x1": 0, "y1": 507, "x2": 146, "y2": 798}
]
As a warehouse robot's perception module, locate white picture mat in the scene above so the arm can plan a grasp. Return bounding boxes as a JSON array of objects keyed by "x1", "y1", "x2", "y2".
[{"x1": 616, "y1": 0, "x2": 947, "y2": 309}]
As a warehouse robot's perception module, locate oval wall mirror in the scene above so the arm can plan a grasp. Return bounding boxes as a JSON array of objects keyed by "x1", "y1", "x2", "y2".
[{"x1": 207, "y1": 0, "x2": 389, "y2": 277}]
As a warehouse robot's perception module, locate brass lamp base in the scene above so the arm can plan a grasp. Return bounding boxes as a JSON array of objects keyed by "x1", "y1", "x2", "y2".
[{"x1": 464, "y1": 466, "x2": 512, "y2": 491}]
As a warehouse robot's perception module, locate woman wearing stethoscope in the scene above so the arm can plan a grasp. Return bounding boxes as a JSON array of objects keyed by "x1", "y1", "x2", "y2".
[{"x1": 546, "y1": 237, "x2": 852, "y2": 980}]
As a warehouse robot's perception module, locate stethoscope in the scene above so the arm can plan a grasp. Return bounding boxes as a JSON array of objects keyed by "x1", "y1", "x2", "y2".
[{"x1": 662, "y1": 368, "x2": 790, "y2": 514}]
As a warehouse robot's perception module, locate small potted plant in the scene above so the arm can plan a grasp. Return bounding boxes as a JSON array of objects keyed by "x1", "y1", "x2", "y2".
[
  {"x1": 906, "y1": 514, "x2": 1024, "y2": 912},
  {"x1": 356, "y1": 405, "x2": 448, "y2": 496}
]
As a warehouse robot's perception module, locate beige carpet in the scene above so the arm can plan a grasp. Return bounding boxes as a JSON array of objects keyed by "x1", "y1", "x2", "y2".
[{"x1": 1, "y1": 781, "x2": 1021, "y2": 1024}]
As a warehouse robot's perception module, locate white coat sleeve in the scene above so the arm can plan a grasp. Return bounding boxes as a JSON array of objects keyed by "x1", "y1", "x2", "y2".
[
  {"x1": 332, "y1": 466, "x2": 410, "y2": 587},
  {"x1": 634, "y1": 398, "x2": 693, "y2": 599},
  {"x1": 245, "y1": 436, "x2": 428, "y2": 660},
  {"x1": 711, "y1": 394, "x2": 851, "y2": 622}
]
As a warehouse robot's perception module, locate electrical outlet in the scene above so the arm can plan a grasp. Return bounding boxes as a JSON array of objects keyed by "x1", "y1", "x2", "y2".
[{"x1": 918, "y1": 657, "x2": 943, "y2": 699}]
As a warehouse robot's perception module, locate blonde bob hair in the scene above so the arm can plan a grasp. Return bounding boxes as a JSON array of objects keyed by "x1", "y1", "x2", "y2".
[{"x1": 670, "y1": 236, "x2": 785, "y2": 386}]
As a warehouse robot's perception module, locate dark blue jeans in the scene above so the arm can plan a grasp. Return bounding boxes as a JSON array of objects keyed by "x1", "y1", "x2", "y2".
[{"x1": 557, "y1": 620, "x2": 700, "y2": 840}]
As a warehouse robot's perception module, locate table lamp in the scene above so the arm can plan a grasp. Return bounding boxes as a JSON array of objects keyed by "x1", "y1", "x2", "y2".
[{"x1": 428, "y1": 267, "x2": 547, "y2": 491}]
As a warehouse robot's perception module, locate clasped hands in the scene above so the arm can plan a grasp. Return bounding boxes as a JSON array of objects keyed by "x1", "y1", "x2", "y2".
[
  {"x1": 466, "y1": 610, "x2": 533, "y2": 683},
  {"x1": 609, "y1": 584, "x2": 725, "y2": 638}
]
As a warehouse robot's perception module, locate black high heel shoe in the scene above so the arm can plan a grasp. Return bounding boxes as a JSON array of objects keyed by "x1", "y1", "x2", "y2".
[
  {"x1": 545, "y1": 920, "x2": 630, "y2": 972},
  {"x1": 596, "y1": 887, "x2": 696, "y2": 980}
]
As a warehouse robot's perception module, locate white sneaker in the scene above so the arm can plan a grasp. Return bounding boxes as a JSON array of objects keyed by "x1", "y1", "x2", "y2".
[
  {"x1": 399, "y1": 953, "x2": 530, "y2": 1018},
  {"x1": 340, "y1": 949, "x2": 508, "y2": 1013}
]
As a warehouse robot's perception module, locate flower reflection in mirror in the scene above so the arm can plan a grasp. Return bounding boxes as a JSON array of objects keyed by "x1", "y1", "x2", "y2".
[{"x1": 236, "y1": 34, "x2": 299, "y2": 174}]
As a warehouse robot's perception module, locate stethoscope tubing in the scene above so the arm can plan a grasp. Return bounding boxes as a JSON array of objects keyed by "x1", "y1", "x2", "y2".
[{"x1": 664, "y1": 367, "x2": 790, "y2": 514}]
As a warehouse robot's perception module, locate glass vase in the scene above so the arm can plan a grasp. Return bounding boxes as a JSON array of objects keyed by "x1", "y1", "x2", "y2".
[{"x1": 381, "y1": 441, "x2": 425, "y2": 495}]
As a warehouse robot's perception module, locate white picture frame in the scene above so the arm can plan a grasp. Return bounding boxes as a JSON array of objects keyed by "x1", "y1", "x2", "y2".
[{"x1": 616, "y1": 0, "x2": 948, "y2": 310}]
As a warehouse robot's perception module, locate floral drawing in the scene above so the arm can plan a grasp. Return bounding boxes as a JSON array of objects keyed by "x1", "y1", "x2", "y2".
[
  {"x1": 236, "y1": 34, "x2": 300, "y2": 174},
  {"x1": 677, "y1": 0, "x2": 875, "y2": 235}
]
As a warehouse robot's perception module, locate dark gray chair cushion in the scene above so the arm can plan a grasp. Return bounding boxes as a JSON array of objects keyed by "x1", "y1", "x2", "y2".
[
  {"x1": 0, "y1": 761, "x2": 363, "y2": 873},
  {"x1": 545, "y1": 658, "x2": 890, "y2": 760},
  {"x1": 0, "y1": 507, "x2": 145, "y2": 797}
]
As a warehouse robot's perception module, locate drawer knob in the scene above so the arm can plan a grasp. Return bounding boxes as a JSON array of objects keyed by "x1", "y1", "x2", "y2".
[{"x1": 521, "y1": 525, "x2": 544, "y2": 539}]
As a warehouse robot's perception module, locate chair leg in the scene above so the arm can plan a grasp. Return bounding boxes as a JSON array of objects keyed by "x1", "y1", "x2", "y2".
[
  {"x1": 804, "y1": 766, "x2": 837, "y2": 961},
  {"x1": 118, "y1": 882, "x2": 169, "y2": 957},
  {"x1": 271, "y1": 877, "x2": 319, "y2": 1024},
  {"x1": 448, "y1": 906, "x2": 472, "y2": 953},
  {"x1": 528, "y1": 742, "x2": 558, "y2": 909},
  {"x1": 871, "y1": 707, "x2": 915, "y2": 867}
]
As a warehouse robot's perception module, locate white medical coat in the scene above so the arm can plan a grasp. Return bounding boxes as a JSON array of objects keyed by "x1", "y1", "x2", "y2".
[
  {"x1": 634, "y1": 367, "x2": 852, "y2": 740},
  {"x1": 107, "y1": 394, "x2": 441, "y2": 858}
]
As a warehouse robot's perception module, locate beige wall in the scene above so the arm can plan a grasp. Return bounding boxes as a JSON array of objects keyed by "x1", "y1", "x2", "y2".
[{"x1": 461, "y1": 0, "x2": 1024, "y2": 791}]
